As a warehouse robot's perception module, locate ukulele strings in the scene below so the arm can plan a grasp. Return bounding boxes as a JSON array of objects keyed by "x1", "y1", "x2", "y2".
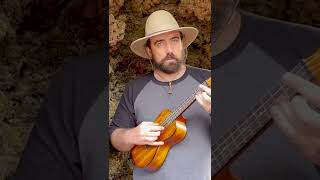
[
  {"x1": 159, "y1": 84, "x2": 203, "y2": 127},
  {"x1": 212, "y1": 58, "x2": 320, "y2": 168},
  {"x1": 212, "y1": 62, "x2": 311, "y2": 169},
  {"x1": 159, "y1": 80, "x2": 210, "y2": 127}
]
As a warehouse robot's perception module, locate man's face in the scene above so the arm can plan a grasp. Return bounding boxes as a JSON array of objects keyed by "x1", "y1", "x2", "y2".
[{"x1": 147, "y1": 30, "x2": 185, "y2": 74}]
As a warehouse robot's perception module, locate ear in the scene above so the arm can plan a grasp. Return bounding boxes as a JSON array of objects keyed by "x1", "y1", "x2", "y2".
[{"x1": 145, "y1": 46, "x2": 152, "y2": 59}]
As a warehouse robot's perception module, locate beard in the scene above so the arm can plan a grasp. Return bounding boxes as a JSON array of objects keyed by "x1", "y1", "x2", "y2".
[{"x1": 151, "y1": 50, "x2": 186, "y2": 74}]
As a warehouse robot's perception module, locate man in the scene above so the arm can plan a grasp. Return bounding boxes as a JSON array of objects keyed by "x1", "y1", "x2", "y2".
[
  {"x1": 212, "y1": 0, "x2": 320, "y2": 179},
  {"x1": 109, "y1": 10, "x2": 211, "y2": 180}
]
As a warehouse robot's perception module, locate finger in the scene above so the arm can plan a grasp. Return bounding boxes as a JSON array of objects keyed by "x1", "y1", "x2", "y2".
[
  {"x1": 201, "y1": 92, "x2": 211, "y2": 102},
  {"x1": 147, "y1": 125, "x2": 165, "y2": 131},
  {"x1": 141, "y1": 122, "x2": 163, "y2": 128},
  {"x1": 147, "y1": 141, "x2": 164, "y2": 146},
  {"x1": 278, "y1": 97, "x2": 297, "y2": 124},
  {"x1": 140, "y1": 122, "x2": 155, "y2": 134},
  {"x1": 140, "y1": 121, "x2": 158, "y2": 126},
  {"x1": 270, "y1": 104, "x2": 297, "y2": 138},
  {"x1": 282, "y1": 72, "x2": 320, "y2": 107},
  {"x1": 144, "y1": 136, "x2": 158, "y2": 142},
  {"x1": 291, "y1": 96, "x2": 320, "y2": 136},
  {"x1": 196, "y1": 94, "x2": 204, "y2": 106},
  {"x1": 145, "y1": 131, "x2": 161, "y2": 137},
  {"x1": 199, "y1": 84, "x2": 211, "y2": 96}
]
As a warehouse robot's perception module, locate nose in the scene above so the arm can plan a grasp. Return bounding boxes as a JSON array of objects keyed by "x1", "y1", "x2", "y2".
[{"x1": 165, "y1": 42, "x2": 173, "y2": 54}]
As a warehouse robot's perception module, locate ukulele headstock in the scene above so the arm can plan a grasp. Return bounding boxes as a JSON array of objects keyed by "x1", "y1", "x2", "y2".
[
  {"x1": 206, "y1": 77, "x2": 211, "y2": 87},
  {"x1": 304, "y1": 48, "x2": 320, "y2": 81}
]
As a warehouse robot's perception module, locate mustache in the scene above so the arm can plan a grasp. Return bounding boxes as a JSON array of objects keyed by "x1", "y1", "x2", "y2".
[{"x1": 161, "y1": 53, "x2": 179, "y2": 62}]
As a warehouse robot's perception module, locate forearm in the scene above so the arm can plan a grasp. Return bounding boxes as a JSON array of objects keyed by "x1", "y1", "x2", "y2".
[{"x1": 110, "y1": 128, "x2": 135, "y2": 152}]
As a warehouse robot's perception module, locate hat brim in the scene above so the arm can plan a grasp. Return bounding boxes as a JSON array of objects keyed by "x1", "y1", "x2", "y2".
[{"x1": 130, "y1": 27, "x2": 199, "y2": 59}]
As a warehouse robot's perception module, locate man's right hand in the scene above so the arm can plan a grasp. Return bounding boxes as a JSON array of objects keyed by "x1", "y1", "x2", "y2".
[{"x1": 127, "y1": 122, "x2": 165, "y2": 146}]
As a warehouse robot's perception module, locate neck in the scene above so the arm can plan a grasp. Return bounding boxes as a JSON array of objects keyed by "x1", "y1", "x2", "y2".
[
  {"x1": 154, "y1": 65, "x2": 187, "y2": 82},
  {"x1": 213, "y1": 11, "x2": 241, "y2": 56}
]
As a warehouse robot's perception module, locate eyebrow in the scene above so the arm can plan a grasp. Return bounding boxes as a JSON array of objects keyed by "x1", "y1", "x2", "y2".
[
  {"x1": 171, "y1": 36, "x2": 180, "y2": 39},
  {"x1": 153, "y1": 36, "x2": 181, "y2": 45}
]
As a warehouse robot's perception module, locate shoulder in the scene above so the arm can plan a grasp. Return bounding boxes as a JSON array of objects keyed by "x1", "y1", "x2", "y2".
[
  {"x1": 56, "y1": 49, "x2": 107, "y2": 131},
  {"x1": 186, "y1": 65, "x2": 211, "y2": 83},
  {"x1": 187, "y1": 65, "x2": 210, "y2": 75},
  {"x1": 121, "y1": 72, "x2": 153, "y2": 100},
  {"x1": 126, "y1": 72, "x2": 153, "y2": 89}
]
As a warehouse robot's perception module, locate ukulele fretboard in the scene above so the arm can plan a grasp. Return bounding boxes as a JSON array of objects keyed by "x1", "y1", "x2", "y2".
[
  {"x1": 160, "y1": 79, "x2": 211, "y2": 127},
  {"x1": 212, "y1": 61, "x2": 314, "y2": 174}
]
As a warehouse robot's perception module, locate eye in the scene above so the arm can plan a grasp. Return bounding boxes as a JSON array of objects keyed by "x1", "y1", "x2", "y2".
[
  {"x1": 155, "y1": 41, "x2": 163, "y2": 47},
  {"x1": 171, "y1": 37, "x2": 180, "y2": 43}
]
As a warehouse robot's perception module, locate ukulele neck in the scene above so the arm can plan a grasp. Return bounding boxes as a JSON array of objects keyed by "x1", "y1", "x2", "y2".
[{"x1": 162, "y1": 79, "x2": 211, "y2": 127}]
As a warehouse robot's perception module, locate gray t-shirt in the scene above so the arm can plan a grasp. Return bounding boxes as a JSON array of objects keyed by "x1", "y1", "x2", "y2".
[
  {"x1": 110, "y1": 66, "x2": 211, "y2": 180},
  {"x1": 212, "y1": 10, "x2": 320, "y2": 179}
]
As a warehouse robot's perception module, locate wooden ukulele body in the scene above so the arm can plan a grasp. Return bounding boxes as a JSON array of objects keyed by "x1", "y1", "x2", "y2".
[
  {"x1": 213, "y1": 168, "x2": 239, "y2": 180},
  {"x1": 131, "y1": 109, "x2": 187, "y2": 171}
]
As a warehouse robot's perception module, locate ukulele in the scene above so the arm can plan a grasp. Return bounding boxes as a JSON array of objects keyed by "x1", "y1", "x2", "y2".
[
  {"x1": 212, "y1": 48, "x2": 320, "y2": 180},
  {"x1": 131, "y1": 77, "x2": 212, "y2": 171}
]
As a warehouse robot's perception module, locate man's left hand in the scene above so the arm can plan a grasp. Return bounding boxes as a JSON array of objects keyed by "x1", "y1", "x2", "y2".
[
  {"x1": 196, "y1": 84, "x2": 211, "y2": 113},
  {"x1": 271, "y1": 72, "x2": 320, "y2": 166}
]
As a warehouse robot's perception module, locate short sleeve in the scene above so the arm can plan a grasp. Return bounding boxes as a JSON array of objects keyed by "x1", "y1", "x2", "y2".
[{"x1": 109, "y1": 83, "x2": 137, "y2": 137}]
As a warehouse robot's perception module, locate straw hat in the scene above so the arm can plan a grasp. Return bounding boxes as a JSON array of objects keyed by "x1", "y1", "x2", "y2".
[{"x1": 130, "y1": 10, "x2": 199, "y2": 59}]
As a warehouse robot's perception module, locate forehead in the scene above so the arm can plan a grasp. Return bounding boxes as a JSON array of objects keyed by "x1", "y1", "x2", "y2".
[{"x1": 149, "y1": 30, "x2": 181, "y2": 42}]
